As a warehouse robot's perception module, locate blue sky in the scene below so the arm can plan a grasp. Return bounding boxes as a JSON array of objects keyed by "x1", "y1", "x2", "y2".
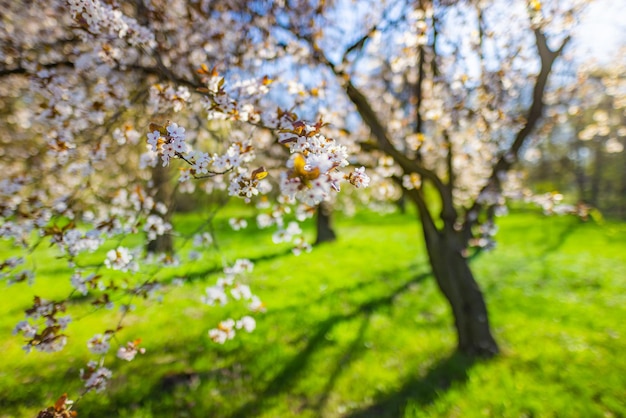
[{"x1": 575, "y1": 0, "x2": 626, "y2": 63}]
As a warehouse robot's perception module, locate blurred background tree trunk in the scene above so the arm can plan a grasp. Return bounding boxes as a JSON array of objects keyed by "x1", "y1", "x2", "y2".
[
  {"x1": 147, "y1": 164, "x2": 174, "y2": 254},
  {"x1": 315, "y1": 202, "x2": 336, "y2": 245}
]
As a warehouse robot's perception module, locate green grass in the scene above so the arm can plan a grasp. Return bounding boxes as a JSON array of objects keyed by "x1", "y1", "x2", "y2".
[{"x1": 0, "y1": 208, "x2": 625, "y2": 417}]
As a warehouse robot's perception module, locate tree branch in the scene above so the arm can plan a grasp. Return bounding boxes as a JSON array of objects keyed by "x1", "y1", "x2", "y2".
[
  {"x1": 0, "y1": 61, "x2": 74, "y2": 78},
  {"x1": 462, "y1": 30, "x2": 570, "y2": 238},
  {"x1": 391, "y1": 175, "x2": 438, "y2": 236}
]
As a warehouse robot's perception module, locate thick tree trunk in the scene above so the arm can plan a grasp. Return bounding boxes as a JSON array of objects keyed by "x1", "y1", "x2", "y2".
[
  {"x1": 314, "y1": 202, "x2": 336, "y2": 245},
  {"x1": 422, "y1": 225, "x2": 499, "y2": 357}
]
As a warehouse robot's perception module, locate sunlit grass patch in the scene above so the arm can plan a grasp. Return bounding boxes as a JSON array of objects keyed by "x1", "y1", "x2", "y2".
[{"x1": 0, "y1": 208, "x2": 624, "y2": 417}]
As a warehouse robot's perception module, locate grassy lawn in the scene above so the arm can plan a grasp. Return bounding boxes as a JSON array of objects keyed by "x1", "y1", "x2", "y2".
[{"x1": 0, "y1": 208, "x2": 625, "y2": 417}]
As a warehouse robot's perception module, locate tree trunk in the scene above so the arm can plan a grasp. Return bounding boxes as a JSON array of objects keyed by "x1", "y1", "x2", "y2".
[
  {"x1": 573, "y1": 139, "x2": 588, "y2": 204},
  {"x1": 147, "y1": 164, "x2": 174, "y2": 254},
  {"x1": 314, "y1": 202, "x2": 336, "y2": 245},
  {"x1": 621, "y1": 140, "x2": 626, "y2": 218},
  {"x1": 590, "y1": 138, "x2": 604, "y2": 207},
  {"x1": 422, "y1": 224, "x2": 499, "y2": 357},
  {"x1": 147, "y1": 233, "x2": 173, "y2": 254}
]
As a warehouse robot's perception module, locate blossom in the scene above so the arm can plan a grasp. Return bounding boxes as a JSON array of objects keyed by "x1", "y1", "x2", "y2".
[
  {"x1": 201, "y1": 286, "x2": 228, "y2": 306},
  {"x1": 147, "y1": 130, "x2": 161, "y2": 152},
  {"x1": 104, "y1": 247, "x2": 136, "y2": 272},
  {"x1": 229, "y1": 218, "x2": 248, "y2": 231},
  {"x1": 208, "y1": 319, "x2": 236, "y2": 344},
  {"x1": 402, "y1": 173, "x2": 421, "y2": 190},
  {"x1": 228, "y1": 173, "x2": 261, "y2": 200},
  {"x1": 192, "y1": 232, "x2": 213, "y2": 247},
  {"x1": 117, "y1": 339, "x2": 145, "y2": 361},
  {"x1": 348, "y1": 167, "x2": 370, "y2": 189},
  {"x1": 248, "y1": 296, "x2": 266, "y2": 313},
  {"x1": 272, "y1": 222, "x2": 301, "y2": 244},
  {"x1": 87, "y1": 334, "x2": 111, "y2": 354},
  {"x1": 67, "y1": 0, "x2": 155, "y2": 47},
  {"x1": 144, "y1": 215, "x2": 171, "y2": 241},
  {"x1": 70, "y1": 272, "x2": 89, "y2": 295},
  {"x1": 256, "y1": 213, "x2": 273, "y2": 229},
  {"x1": 236, "y1": 316, "x2": 256, "y2": 332},
  {"x1": 60, "y1": 229, "x2": 103, "y2": 257},
  {"x1": 166, "y1": 123, "x2": 185, "y2": 139},
  {"x1": 224, "y1": 259, "x2": 254, "y2": 275},
  {"x1": 231, "y1": 284, "x2": 252, "y2": 300},
  {"x1": 191, "y1": 151, "x2": 211, "y2": 174},
  {"x1": 292, "y1": 237, "x2": 312, "y2": 256},
  {"x1": 13, "y1": 320, "x2": 37, "y2": 338},
  {"x1": 80, "y1": 361, "x2": 112, "y2": 393},
  {"x1": 57, "y1": 315, "x2": 72, "y2": 330}
]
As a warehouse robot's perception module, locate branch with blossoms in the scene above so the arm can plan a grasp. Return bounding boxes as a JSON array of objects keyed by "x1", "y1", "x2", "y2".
[
  {"x1": 146, "y1": 66, "x2": 370, "y2": 206},
  {"x1": 0, "y1": 1, "x2": 374, "y2": 415},
  {"x1": 141, "y1": 68, "x2": 371, "y2": 258},
  {"x1": 6, "y1": 177, "x2": 244, "y2": 412}
]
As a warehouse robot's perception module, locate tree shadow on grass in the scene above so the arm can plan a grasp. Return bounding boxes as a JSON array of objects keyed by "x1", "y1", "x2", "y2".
[
  {"x1": 228, "y1": 271, "x2": 431, "y2": 418},
  {"x1": 66, "y1": 269, "x2": 441, "y2": 418},
  {"x1": 345, "y1": 352, "x2": 476, "y2": 418},
  {"x1": 309, "y1": 312, "x2": 370, "y2": 415},
  {"x1": 536, "y1": 217, "x2": 582, "y2": 258},
  {"x1": 338, "y1": 221, "x2": 580, "y2": 418},
  {"x1": 264, "y1": 264, "x2": 426, "y2": 320}
]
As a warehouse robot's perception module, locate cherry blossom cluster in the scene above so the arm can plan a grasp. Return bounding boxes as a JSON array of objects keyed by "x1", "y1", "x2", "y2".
[
  {"x1": 80, "y1": 360, "x2": 113, "y2": 393},
  {"x1": 13, "y1": 297, "x2": 71, "y2": 354},
  {"x1": 104, "y1": 246, "x2": 137, "y2": 272},
  {"x1": 0, "y1": 0, "x2": 367, "y2": 415},
  {"x1": 200, "y1": 71, "x2": 369, "y2": 205},
  {"x1": 0, "y1": 256, "x2": 35, "y2": 286},
  {"x1": 187, "y1": 232, "x2": 214, "y2": 261},
  {"x1": 0, "y1": 0, "x2": 476, "y2": 414},
  {"x1": 67, "y1": 0, "x2": 155, "y2": 47},
  {"x1": 81, "y1": 329, "x2": 146, "y2": 395},
  {"x1": 142, "y1": 70, "x2": 371, "y2": 233},
  {"x1": 253, "y1": 201, "x2": 314, "y2": 254},
  {"x1": 208, "y1": 316, "x2": 257, "y2": 344},
  {"x1": 148, "y1": 84, "x2": 191, "y2": 114},
  {"x1": 117, "y1": 338, "x2": 146, "y2": 361},
  {"x1": 202, "y1": 259, "x2": 264, "y2": 344}
]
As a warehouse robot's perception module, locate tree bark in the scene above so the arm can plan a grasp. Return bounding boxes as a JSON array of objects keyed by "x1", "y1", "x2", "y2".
[
  {"x1": 405, "y1": 186, "x2": 499, "y2": 357},
  {"x1": 314, "y1": 202, "x2": 336, "y2": 245},
  {"x1": 423, "y1": 223, "x2": 499, "y2": 357}
]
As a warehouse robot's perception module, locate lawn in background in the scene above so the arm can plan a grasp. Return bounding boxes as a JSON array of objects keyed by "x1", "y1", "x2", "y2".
[{"x1": 0, "y1": 208, "x2": 624, "y2": 417}]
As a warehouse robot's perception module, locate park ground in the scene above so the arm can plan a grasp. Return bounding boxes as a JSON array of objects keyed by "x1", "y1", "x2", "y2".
[{"x1": 0, "y1": 207, "x2": 625, "y2": 417}]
